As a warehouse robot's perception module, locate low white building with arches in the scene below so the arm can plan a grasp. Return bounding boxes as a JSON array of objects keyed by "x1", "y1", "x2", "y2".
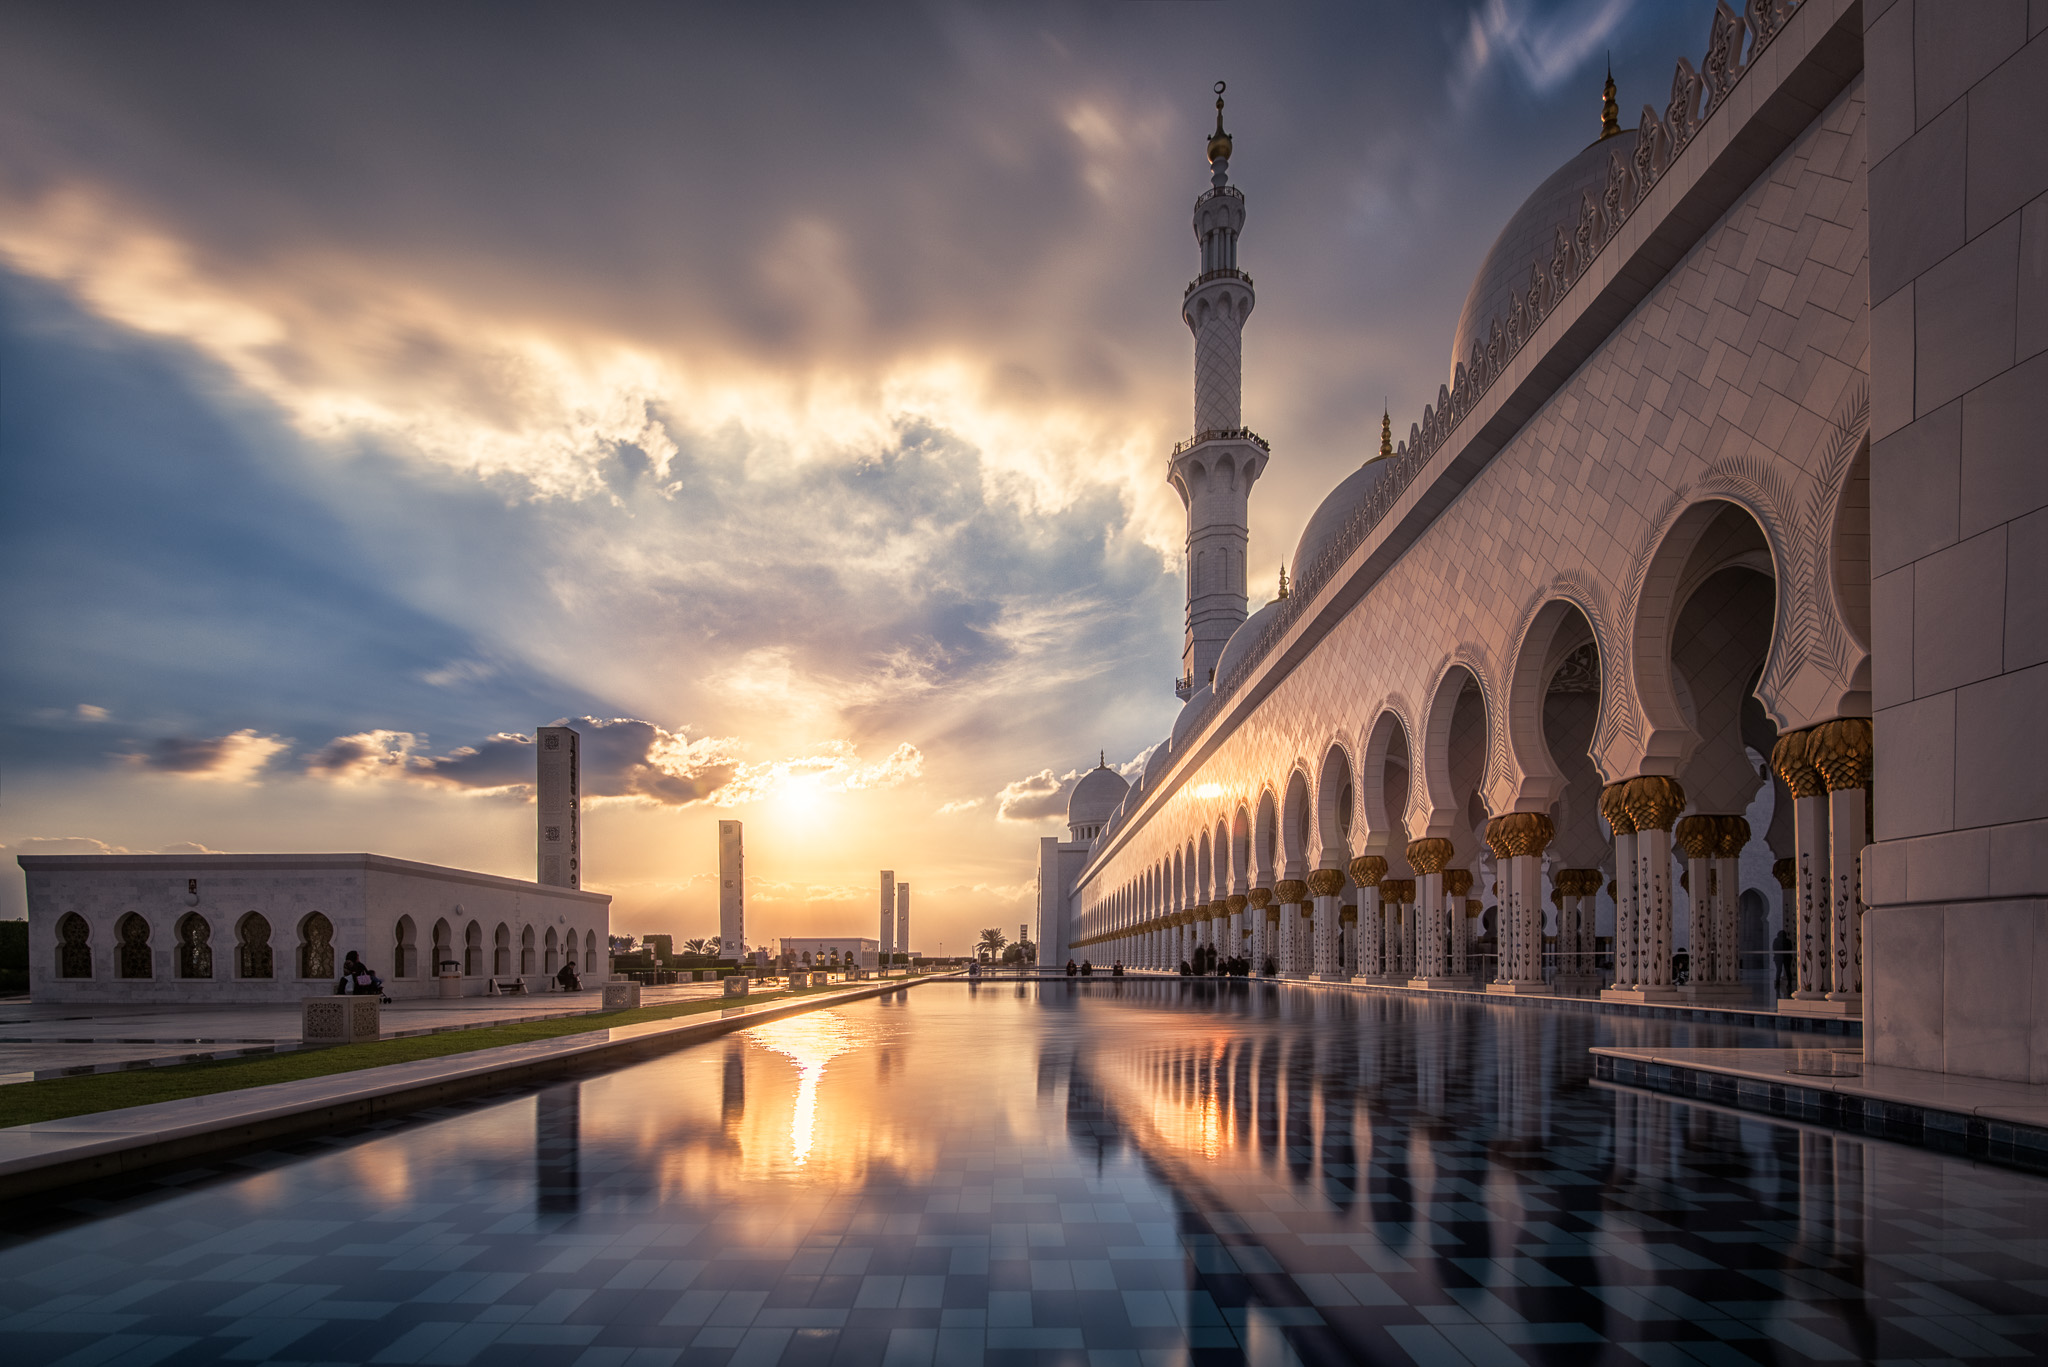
[
  {"x1": 1045, "y1": 1, "x2": 2048, "y2": 1085},
  {"x1": 17, "y1": 852, "x2": 610, "y2": 1002}
]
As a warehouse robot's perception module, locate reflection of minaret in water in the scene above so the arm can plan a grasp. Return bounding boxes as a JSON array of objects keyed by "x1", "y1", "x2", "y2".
[
  {"x1": 535, "y1": 1084, "x2": 580, "y2": 1214},
  {"x1": 1170, "y1": 81, "x2": 1267, "y2": 700},
  {"x1": 721, "y1": 1039, "x2": 746, "y2": 1136}
]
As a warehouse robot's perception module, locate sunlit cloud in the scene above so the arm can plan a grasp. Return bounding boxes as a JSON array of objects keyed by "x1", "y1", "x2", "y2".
[
  {"x1": 126, "y1": 728, "x2": 288, "y2": 782},
  {"x1": 935, "y1": 797, "x2": 985, "y2": 815},
  {"x1": 304, "y1": 716, "x2": 920, "y2": 811},
  {"x1": 1450, "y1": 0, "x2": 1633, "y2": 106}
]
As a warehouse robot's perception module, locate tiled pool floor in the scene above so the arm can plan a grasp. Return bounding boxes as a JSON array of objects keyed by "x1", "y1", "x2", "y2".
[{"x1": 2, "y1": 980, "x2": 2044, "y2": 1364}]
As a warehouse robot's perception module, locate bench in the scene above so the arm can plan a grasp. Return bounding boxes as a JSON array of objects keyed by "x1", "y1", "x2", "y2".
[{"x1": 488, "y1": 977, "x2": 527, "y2": 995}]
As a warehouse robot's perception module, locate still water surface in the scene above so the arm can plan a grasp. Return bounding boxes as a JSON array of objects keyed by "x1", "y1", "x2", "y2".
[{"x1": 3, "y1": 981, "x2": 2045, "y2": 1364}]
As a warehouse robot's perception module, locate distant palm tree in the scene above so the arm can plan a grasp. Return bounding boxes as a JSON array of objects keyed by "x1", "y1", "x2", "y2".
[
  {"x1": 706, "y1": 936, "x2": 723, "y2": 955},
  {"x1": 683, "y1": 937, "x2": 710, "y2": 955},
  {"x1": 977, "y1": 927, "x2": 1007, "y2": 961}
]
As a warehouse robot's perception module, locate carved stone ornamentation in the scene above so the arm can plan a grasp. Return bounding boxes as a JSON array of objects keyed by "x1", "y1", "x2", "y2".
[
  {"x1": 1226, "y1": 893, "x2": 1248, "y2": 915},
  {"x1": 1772, "y1": 857, "x2": 1797, "y2": 889},
  {"x1": 1248, "y1": 887, "x2": 1274, "y2": 909},
  {"x1": 1385, "y1": 879, "x2": 1417, "y2": 904},
  {"x1": 1306, "y1": 868, "x2": 1346, "y2": 898},
  {"x1": 1275, "y1": 879, "x2": 1309, "y2": 905},
  {"x1": 1715, "y1": 816, "x2": 1752, "y2": 858},
  {"x1": 1348, "y1": 855, "x2": 1388, "y2": 887},
  {"x1": 1445, "y1": 869, "x2": 1474, "y2": 897}
]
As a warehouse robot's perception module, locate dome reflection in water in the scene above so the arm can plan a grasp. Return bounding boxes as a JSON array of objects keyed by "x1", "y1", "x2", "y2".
[{"x1": 3, "y1": 982, "x2": 2047, "y2": 1365}]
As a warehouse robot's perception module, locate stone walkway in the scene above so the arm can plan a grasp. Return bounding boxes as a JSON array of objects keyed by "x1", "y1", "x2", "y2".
[{"x1": 0, "y1": 983, "x2": 732, "y2": 1082}]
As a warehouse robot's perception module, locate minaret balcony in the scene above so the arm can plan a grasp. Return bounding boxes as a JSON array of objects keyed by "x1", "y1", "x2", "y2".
[
  {"x1": 1184, "y1": 267, "x2": 1253, "y2": 300},
  {"x1": 1172, "y1": 426, "x2": 1269, "y2": 457}
]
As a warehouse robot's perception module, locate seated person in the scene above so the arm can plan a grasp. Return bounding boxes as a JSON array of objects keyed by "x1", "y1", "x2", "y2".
[
  {"x1": 337, "y1": 950, "x2": 384, "y2": 996},
  {"x1": 556, "y1": 961, "x2": 582, "y2": 992},
  {"x1": 1065, "y1": 958, "x2": 1078, "y2": 977}
]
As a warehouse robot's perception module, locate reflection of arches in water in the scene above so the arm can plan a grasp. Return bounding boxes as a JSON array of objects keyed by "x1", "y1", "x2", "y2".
[{"x1": 721, "y1": 1040, "x2": 746, "y2": 1133}]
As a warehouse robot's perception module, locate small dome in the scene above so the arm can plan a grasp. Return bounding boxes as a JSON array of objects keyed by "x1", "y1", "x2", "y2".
[
  {"x1": 1066, "y1": 760, "x2": 1130, "y2": 838},
  {"x1": 1214, "y1": 597, "x2": 1282, "y2": 692},
  {"x1": 1447, "y1": 135, "x2": 1616, "y2": 385},
  {"x1": 1291, "y1": 458, "x2": 1395, "y2": 588},
  {"x1": 1143, "y1": 736, "x2": 1174, "y2": 788}
]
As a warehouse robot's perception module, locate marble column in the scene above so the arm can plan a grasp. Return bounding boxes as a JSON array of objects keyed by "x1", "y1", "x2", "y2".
[
  {"x1": 1226, "y1": 894, "x2": 1248, "y2": 968},
  {"x1": 1308, "y1": 869, "x2": 1345, "y2": 979},
  {"x1": 1406, "y1": 838, "x2": 1454, "y2": 982},
  {"x1": 1447, "y1": 869, "x2": 1474, "y2": 975},
  {"x1": 1811, "y1": 718, "x2": 1872, "y2": 1004},
  {"x1": 1772, "y1": 730, "x2": 1831, "y2": 1003},
  {"x1": 1484, "y1": 813, "x2": 1554, "y2": 993},
  {"x1": 1349, "y1": 856, "x2": 1386, "y2": 980},
  {"x1": 1713, "y1": 817, "x2": 1749, "y2": 987},
  {"x1": 1339, "y1": 904, "x2": 1358, "y2": 975},
  {"x1": 1248, "y1": 888, "x2": 1273, "y2": 973},
  {"x1": 1675, "y1": 815, "x2": 1719, "y2": 984},
  {"x1": 1600, "y1": 782, "x2": 1639, "y2": 993},
  {"x1": 1385, "y1": 880, "x2": 1416, "y2": 976},
  {"x1": 1274, "y1": 880, "x2": 1308, "y2": 976},
  {"x1": 1626, "y1": 776, "x2": 1685, "y2": 994}
]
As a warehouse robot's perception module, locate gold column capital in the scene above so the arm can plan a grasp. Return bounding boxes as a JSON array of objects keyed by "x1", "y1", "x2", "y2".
[
  {"x1": 1349, "y1": 854, "x2": 1388, "y2": 887},
  {"x1": 1715, "y1": 815, "x2": 1751, "y2": 858},
  {"x1": 1445, "y1": 869, "x2": 1474, "y2": 897},
  {"x1": 1247, "y1": 887, "x2": 1274, "y2": 909},
  {"x1": 1306, "y1": 868, "x2": 1346, "y2": 898},
  {"x1": 1622, "y1": 775, "x2": 1685, "y2": 832},
  {"x1": 1808, "y1": 717, "x2": 1874, "y2": 791},
  {"x1": 1485, "y1": 811, "x2": 1556, "y2": 857},
  {"x1": 1599, "y1": 780, "x2": 1637, "y2": 835},
  {"x1": 1406, "y1": 837, "x2": 1455, "y2": 873},
  {"x1": 1771, "y1": 728, "x2": 1826, "y2": 797},
  {"x1": 1674, "y1": 814, "x2": 1720, "y2": 861},
  {"x1": 1275, "y1": 878, "x2": 1309, "y2": 904},
  {"x1": 1225, "y1": 893, "x2": 1248, "y2": 914}
]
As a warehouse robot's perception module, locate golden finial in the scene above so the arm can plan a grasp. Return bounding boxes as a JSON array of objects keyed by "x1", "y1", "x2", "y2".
[
  {"x1": 1206, "y1": 81, "x2": 1233, "y2": 168},
  {"x1": 1600, "y1": 57, "x2": 1620, "y2": 140},
  {"x1": 1378, "y1": 406, "x2": 1393, "y2": 461},
  {"x1": 1277, "y1": 565, "x2": 1289, "y2": 600}
]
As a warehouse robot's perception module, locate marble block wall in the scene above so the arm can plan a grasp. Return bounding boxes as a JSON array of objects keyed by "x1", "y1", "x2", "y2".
[{"x1": 1863, "y1": 0, "x2": 2048, "y2": 1083}]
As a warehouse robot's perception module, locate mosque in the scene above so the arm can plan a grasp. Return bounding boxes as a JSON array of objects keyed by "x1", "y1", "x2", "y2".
[{"x1": 1036, "y1": 0, "x2": 2046, "y2": 1088}]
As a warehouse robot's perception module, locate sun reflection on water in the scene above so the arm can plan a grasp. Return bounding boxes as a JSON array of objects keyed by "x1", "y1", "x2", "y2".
[{"x1": 745, "y1": 1011, "x2": 868, "y2": 1167}]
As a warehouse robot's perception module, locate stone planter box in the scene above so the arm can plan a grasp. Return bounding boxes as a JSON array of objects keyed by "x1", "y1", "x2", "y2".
[
  {"x1": 303, "y1": 996, "x2": 380, "y2": 1044},
  {"x1": 600, "y1": 981, "x2": 641, "y2": 1011}
]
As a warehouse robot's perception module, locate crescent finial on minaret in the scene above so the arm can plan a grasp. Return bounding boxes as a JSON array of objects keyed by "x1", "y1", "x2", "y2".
[{"x1": 1207, "y1": 81, "x2": 1232, "y2": 186}]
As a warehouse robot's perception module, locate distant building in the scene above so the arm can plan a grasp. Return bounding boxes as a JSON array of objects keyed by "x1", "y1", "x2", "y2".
[
  {"x1": 878, "y1": 870, "x2": 895, "y2": 964},
  {"x1": 17, "y1": 723, "x2": 610, "y2": 1000},
  {"x1": 779, "y1": 937, "x2": 879, "y2": 971}
]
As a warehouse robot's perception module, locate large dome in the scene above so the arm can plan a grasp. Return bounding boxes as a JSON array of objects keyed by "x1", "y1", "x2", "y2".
[
  {"x1": 1291, "y1": 458, "x2": 1395, "y2": 587},
  {"x1": 1214, "y1": 597, "x2": 1282, "y2": 692},
  {"x1": 1446, "y1": 134, "x2": 1618, "y2": 384},
  {"x1": 1066, "y1": 761, "x2": 1130, "y2": 839}
]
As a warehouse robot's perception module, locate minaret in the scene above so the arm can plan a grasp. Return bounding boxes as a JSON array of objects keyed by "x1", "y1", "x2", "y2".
[{"x1": 1170, "y1": 82, "x2": 1267, "y2": 700}]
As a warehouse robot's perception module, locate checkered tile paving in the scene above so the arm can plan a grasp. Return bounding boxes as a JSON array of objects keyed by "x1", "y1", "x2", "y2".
[{"x1": 3, "y1": 982, "x2": 2045, "y2": 1364}]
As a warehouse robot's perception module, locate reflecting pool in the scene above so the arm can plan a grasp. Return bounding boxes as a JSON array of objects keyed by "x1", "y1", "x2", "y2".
[{"x1": 4, "y1": 981, "x2": 2046, "y2": 1364}]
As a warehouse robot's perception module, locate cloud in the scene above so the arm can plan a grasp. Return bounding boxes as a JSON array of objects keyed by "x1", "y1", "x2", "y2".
[
  {"x1": 306, "y1": 716, "x2": 920, "y2": 810},
  {"x1": 0, "y1": 835, "x2": 133, "y2": 857},
  {"x1": 127, "y1": 728, "x2": 287, "y2": 781},
  {"x1": 935, "y1": 797, "x2": 984, "y2": 815},
  {"x1": 76, "y1": 703, "x2": 109, "y2": 721},
  {"x1": 1450, "y1": 0, "x2": 1633, "y2": 105},
  {"x1": 996, "y1": 768, "x2": 1076, "y2": 824}
]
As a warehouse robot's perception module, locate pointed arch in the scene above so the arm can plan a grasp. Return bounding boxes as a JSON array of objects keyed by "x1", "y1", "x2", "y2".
[
  {"x1": 1253, "y1": 786, "x2": 1279, "y2": 888},
  {"x1": 237, "y1": 912, "x2": 273, "y2": 979},
  {"x1": 1231, "y1": 804, "x2": 1252, "y2": 894},
  {"x1": 1314, "y1": 740, "x2": 1356, "y2": 868},
  {"x1": 1280, "y1": 766, "x2": 1313, "y2": 881},
  {"x1": 1359, "y1": 709, "x2": 1415, "y2": 857}
]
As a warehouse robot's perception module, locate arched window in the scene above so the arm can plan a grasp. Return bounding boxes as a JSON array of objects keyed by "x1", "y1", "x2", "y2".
[
  {"x1": 494, "y1": 923, "x2": 511, "y2": 976},
  {"x1": 175, "y1": 913, "x2": 213, "y2": 979},
  {"x1": 465, "y1": 921, "x2": 483, "y2": 976},
  {"x1": 544, "y1": 927, "x2": 559, "y2": 974},
  {"x1": 56, "y1": 913, "x2": 92, "y2": 978},
  {"x1": 237, "y1": 913, "x2": 273, "y2": 978},
  {"x1": 393, "y1": 916, "x2": 417, "y2": 978},
  {"x1": 298, "y1": 912, "x2": 335, "y2": 979},
  {"x1": 520, "y1": 926, "x2": 536, "y2": 975},
  {"x1": 433, "y1": 918, "x2": 453, "y2": 976},
  {"x1": 116, "y1": 913, "x2": 152, "y2": 979},
  {"x1": 583, "y1": 929, "x2": 596, "y2": 972}
]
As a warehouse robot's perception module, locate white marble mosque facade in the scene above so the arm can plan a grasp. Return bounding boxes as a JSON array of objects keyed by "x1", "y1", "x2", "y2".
[{"x1": 1041, "y1": 0, "x2": 2048, "y2": 1085}]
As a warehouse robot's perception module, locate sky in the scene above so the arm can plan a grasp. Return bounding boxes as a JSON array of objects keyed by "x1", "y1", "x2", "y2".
[{"x1": 0, "y1": 0, "x2": 1706, "y2": 954}]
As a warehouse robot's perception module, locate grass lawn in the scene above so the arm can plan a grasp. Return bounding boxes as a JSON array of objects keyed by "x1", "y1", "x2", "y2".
[{"x1": 0, "y1": 984, "x2": 843, "y2": 1129}]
